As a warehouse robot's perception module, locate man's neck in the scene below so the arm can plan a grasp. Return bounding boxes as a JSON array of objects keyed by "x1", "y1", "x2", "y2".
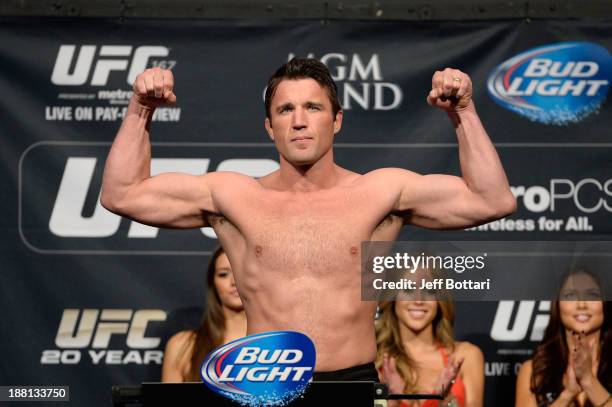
[{"x1": 277, "y1": 150, "x2": 340, "y2": 192}]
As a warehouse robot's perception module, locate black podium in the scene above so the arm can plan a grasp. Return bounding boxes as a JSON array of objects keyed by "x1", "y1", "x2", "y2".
[
  {"x1": 112, "y1": 382, "x2": 442, "y2": 406},
  {"x1": 113, "y1": 381, "x2": 386, "y2": 406}
]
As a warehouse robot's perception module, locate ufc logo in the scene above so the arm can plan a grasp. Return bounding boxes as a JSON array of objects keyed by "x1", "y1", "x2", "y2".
[
  {"x1": 490, "y1": 300, "x2": 550, "y2": 342},
  {"x1": 51, "y1": 45, "x2": 170, "y2": 86},
  {"x1": 55, "y1": 309, "x2": 166, "y2": 349}
]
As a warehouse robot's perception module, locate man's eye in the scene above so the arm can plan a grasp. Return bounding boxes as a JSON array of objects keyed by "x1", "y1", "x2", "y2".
[
  {"x1": 308, "y1": 105, "x2": 320, "y2": 111},
  {"x1": 280, "y1": 106, "x2": 292, "y2": 113}
]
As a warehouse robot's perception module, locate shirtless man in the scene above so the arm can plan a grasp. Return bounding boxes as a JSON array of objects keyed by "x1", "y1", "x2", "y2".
[{"x1": 101, "y1": 58, "x2": 516, "y2": 380}]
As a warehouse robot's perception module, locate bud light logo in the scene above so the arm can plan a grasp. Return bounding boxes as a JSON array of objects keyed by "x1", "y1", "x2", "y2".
[
  {"x1": 201, "y1": 331, "x2": 316, "y2": 406},
  {"x1": 487, "y1": 42, "x2": 611, "y2": 125}
]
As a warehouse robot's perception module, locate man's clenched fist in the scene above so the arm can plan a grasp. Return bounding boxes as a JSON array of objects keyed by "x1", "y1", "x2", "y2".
[
  {"x1": 132, "y1": 67, "x2": 177, "y2": 109},
  {"x1": 426, "y1": 68, "x2": 473, "y2": 112}
]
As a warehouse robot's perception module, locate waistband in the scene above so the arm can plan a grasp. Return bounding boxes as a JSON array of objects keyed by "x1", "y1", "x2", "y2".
[{"x1": 313, "y1": 362, "x2": 379, "y2": 382}]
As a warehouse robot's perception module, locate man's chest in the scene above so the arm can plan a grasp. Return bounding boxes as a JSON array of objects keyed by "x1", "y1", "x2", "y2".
[
  {"x1": 231, "y1": 189, "x2": 392, "y2": 238},
  {"x1": 214, "y1": 188, "x2": 399, "y2": 267}
]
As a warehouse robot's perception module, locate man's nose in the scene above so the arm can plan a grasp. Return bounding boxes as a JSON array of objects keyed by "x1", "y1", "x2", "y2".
[{"x1": 292, "y1": 107, "x2": 307, "y2": 130}]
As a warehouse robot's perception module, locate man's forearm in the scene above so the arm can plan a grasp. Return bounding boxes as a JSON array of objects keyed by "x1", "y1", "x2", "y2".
[
  {"x1": 100, "y1": 97, "x2": 154, "y2": 211},
  {"x1": 450, "y1": 101, "x2": 515, "y2": 213}
]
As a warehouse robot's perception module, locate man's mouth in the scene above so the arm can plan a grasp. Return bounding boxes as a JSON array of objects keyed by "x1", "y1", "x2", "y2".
[{"x1": 291, "y1": 136, "x2": 313, "y2": 142}]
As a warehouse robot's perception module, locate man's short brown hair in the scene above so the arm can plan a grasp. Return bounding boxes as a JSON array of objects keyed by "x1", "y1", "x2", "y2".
[{"x1": 265, "y1": 58, "x2": 342, "y2": 120}]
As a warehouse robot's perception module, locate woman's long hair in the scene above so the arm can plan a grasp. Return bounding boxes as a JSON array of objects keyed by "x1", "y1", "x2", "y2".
[
  {"x1": 180, "y1": 247, "x2": 228, "y2": 381},
  {"x1": 531, "y1": 269, "x2": 612, "y2": 406},
  {"x1": 376, "y1": 299, "x2": 455, "y2": 394}
]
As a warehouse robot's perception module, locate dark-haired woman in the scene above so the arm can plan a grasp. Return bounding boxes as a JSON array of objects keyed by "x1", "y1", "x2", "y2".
[
  {"x1": 515, "y1": 270, "x2": 611, "y2": 406},
  {"x1": 162, "y1": 247, "x2": 246, "y2": 382}
]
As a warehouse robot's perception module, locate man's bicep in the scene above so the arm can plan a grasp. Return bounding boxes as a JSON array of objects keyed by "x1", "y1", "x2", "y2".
[
  {"x1": 398, "y1": 173, "x2": 495, "y2": 229},
  {"x1": 116, "y1": 172, "x2": 217, "y2": 228}
]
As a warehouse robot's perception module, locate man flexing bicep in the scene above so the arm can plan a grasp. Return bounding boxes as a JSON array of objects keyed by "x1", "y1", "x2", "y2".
[
  {"x1": 100, "y1": 67, "x2": 246, "y2": 229},
  {"x1": 385, "y1": 68, "x2": 516, "y2": 229}
]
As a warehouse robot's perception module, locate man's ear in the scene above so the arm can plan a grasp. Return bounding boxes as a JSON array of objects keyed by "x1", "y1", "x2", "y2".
[
  {"x1": 333, "y1": 110, "x2": 343, "y2": 135},
  {"x1": 265, "y1": 117, "x2": 274, "y2": 141}
]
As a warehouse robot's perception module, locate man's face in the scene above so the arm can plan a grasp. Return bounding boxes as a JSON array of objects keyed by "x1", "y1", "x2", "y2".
[{"x1": 265, "y1": 78, "x2": 342, "y2": 166}]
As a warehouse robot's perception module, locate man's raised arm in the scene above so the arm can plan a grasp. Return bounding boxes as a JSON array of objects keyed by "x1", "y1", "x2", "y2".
[
  {"x1": 391, "y1": 68, "x2": 516, "y2": 229},
  {"x1": 101, "y1": 68, "x2": 219, "y2": 228}
]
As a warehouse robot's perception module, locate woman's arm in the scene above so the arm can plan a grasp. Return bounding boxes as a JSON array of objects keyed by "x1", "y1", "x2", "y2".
[
  {"x1": 515, "y1": 359, "x2": 579, "y2": 407},
  {"x1": 573, "y1": 332, "x2": 611, "y2": 406},
  {"x1": 456, "y1": 342, "x2": 484, "y2": 407},
  {"x1": 515, "y1": 360, "x2": 539, "y2": 407},
  {"x1": 161, "y1": 331, "x2": 193, "y2": 383},
  {"x1": 379, "y1": 355, "x2": 403, "y2": 407}
]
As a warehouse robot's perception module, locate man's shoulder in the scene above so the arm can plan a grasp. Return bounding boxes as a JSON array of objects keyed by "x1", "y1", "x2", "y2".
[
  {"x1": 355, "y1": 167, "x2": 421, "y2": 185},
  {"x1": 210, "y1": 171, "x2": 261, "y2": 184},
  {"x1": 206, "y1": 171, "x2": 264, "y2": 194}
]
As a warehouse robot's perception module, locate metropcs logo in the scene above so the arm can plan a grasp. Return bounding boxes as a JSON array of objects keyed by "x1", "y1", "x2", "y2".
[
  {"x1": 286, "y1": 53, "x2": 403, "y2": 110},
  {"x1": 202, "y1": 331, "x2": 315, "y2": 407},
  {"x1": 487, "y1": 42, "x2": 611, "y2": 125},
  {"x1": 468, "y1": 178, "x2": 610, "y2": 233},
  {"x1": 512, "y1": 178, "x2": 612, "y2": 214},
  {"x1": 41, "y1": 309, "x2": 166, "y2": 365},
  {"x1": 51, "y1": 45, "x2": 173, "y2": 86}
]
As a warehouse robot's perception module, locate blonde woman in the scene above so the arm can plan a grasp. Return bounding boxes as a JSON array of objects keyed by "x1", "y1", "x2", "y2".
[{"x1": 376, "y1": 292, "x2": 484, "y2": 407}]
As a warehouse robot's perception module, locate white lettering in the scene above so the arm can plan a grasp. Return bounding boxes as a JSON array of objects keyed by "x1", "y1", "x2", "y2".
[
  {"x1": 278, "y1": 350, "x2": 302, "y2": 364},
  {"x1": 235, "y1": 347, "x2": 260, "y2": 364},
  {"x1": 55, "y1": 309, "x2": 99, "y2": 348},
  {"x1": 92, "y1": 309, "x2": 132, "y2": 348},
  {"x1": 51, "y1": 45, "x2": 96, "y2": 85},
  {"x1": 91, "y1": 46, "x2": 131, "y2": 86},
  {"x1": 127, "y1": 310, "x2": 167, "y2": 349},
  {"x1": 127, "y1": 46, "x2": 170, "y2": 85},
  {"x1": 348, "y1": 54, "x2": 382, "y2": 81},
  {"x1": 49, "y1": 158, "x2": 120, "y2": 237},
  {"x1": 373, "y1": 82, "x2": 402, "y2": 110},
  {"x1": 51, "y1": 45, "x2": 171, "y2": 86},
  {"x1": 490, "y1": 301, "x2": 534, "y2": 341},
  {"x1": 524, "y1": 59, "x2": 551, "y2": 77},
  {"x1": 89, "y1": 350, "x2": 106, "y2": 364}
]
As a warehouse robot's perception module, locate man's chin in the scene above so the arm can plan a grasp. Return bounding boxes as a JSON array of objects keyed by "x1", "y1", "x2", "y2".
[{"x1": 287, "y1": 155, "x2": 317, "y2": 167}]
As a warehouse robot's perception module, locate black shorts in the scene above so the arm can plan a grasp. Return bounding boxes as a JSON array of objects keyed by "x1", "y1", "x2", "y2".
[{"x1": 312, "y1": 362, "x2": 379, "y2": 382}]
